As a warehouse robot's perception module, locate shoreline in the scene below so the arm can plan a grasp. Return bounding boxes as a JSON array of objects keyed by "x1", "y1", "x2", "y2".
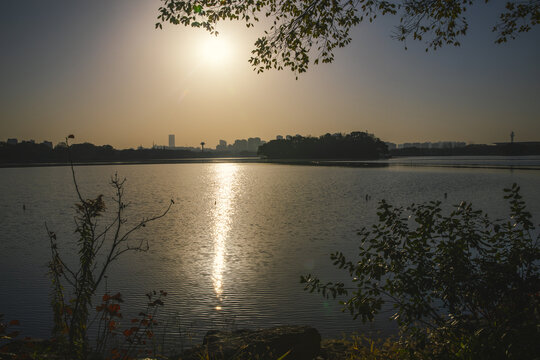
[{"x1": 1, "y1": 156, "x2": 540, "y2": 171}]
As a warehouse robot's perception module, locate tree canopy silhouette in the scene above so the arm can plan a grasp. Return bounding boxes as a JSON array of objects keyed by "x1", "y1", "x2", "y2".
[
  {"x1": 257, "y1": 132, "x2": 388, "y2": 159},
  {"x1": 156, "y1": 0, "x2": 539, "y2": 75}
]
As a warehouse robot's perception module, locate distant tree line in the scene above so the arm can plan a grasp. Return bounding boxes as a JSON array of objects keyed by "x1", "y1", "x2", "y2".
[
  {"x1": 4, "y1": 138, "x2": 538, "y2": 165},
  {"x1": 0, "y1": 141, "x2": 222, "y2": 164},
  {"x1": 257, "y1": 132, "x2": 389, "y2": 159},
  {"x1": 391, "y1": 142, "x2": 540, "y2": 157}
]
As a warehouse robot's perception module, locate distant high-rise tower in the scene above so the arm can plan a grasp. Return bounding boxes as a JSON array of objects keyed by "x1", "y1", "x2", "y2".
[
  {"x1": 168, "y1": 134, "x2": 175, "y2": 149},
  {"x1": 216, "y1": 140, "x2": 227, "y2": 151},
  {"x1": 510, "y1": 131, "x2": 515, "y2": 144}
]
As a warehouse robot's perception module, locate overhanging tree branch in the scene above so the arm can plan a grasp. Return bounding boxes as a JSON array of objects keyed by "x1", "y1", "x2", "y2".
[{"x1": 156, "y1": 0, "x2": 538, "y2": 75}]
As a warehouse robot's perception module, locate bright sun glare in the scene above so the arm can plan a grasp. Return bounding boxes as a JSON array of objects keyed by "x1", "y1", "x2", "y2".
[{"x1": 199, "y1": 35, "x2": 232, "y2": 67}]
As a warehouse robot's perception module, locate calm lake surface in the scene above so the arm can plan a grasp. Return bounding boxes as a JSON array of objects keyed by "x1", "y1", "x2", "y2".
[{"x1": 1, "y1": 158, "x2": 540, "y2": 346}]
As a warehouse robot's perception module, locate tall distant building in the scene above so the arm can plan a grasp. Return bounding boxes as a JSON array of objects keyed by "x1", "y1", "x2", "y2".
[
  {"x1": 233, "y1": 139, "x2": 248, "y2": 152},
  {"x1": 216, "y1": 140, "x2": 227, "y2": 151},
  {"x1": 247, "y1": 137, "x2": 262, "y2": 152},
  {"x1": 384, "y1": 142, "x2": 397, "y2": 150},
  {"x1": 168, "y1": 134, "x2": 175, "y2": 149}
]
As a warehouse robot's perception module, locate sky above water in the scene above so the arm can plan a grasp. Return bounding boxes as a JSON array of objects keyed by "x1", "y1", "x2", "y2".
[{"x1": 1, "y1": 0, "x2": 539, "y2": 149}]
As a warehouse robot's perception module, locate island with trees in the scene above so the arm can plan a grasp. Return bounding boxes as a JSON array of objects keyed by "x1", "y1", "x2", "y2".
[{"x1": 257, "y1": 132, "x2": 389, "y2": 159}]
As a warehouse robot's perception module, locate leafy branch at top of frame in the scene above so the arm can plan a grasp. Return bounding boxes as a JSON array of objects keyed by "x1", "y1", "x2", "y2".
[{"x1": 155, "y1": 0, "x2": 539, "y2": 75}]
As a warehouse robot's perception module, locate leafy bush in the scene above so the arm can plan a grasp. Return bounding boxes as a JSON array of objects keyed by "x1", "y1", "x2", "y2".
[
  {"x1": 302, "y1": 184, "x2": 539, "y2": 359},
  {"x1": 94, "y1": 290, "x2": 167, "y2": 360}
]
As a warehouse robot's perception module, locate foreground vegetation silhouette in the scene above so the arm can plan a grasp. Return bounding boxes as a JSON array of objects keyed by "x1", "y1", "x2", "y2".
[
  {"x1": 46, "y1": 136, "x2": 173, "y2": 359},
  {"x1": 302, "y1": 183, "x2": 540, "y2": 359}
]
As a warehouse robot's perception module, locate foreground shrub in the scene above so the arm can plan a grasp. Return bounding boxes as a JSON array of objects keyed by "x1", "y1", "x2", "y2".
[
  {"x1": 302, "y1": 184, "x2": 539, "y2": 359},
  {"x1": 47, "y1": 136, "x2": 173, "y2": 359}
]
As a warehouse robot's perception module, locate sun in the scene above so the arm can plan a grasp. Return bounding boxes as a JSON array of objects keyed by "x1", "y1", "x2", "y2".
[{"x1": 198, "y1": 35, "x2": 233, "y2": 67}]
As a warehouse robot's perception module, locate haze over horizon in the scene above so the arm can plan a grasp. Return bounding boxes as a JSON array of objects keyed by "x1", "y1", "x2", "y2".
[{"x1": 1, "y1": 0, "x2": 539, "y2": 149}]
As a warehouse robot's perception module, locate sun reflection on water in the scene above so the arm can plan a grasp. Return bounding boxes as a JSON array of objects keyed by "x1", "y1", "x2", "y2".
[{"x1": 212, "y1": 163, "x2": 237, "y2": 310}]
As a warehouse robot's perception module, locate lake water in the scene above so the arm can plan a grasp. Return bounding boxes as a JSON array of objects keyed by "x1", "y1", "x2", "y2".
[{"x1": 1, "y1": 158, "x2": 539, "y2": 348}]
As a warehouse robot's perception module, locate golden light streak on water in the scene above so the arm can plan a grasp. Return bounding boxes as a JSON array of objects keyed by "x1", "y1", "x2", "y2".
[{"x1": 211, "y1": 163, "x2": 237, "y2": 310}]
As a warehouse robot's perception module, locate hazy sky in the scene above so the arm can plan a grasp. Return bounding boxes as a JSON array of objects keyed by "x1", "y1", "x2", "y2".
[{"x1": 1, "y1": 0, "x2": 539, "y2": 149}]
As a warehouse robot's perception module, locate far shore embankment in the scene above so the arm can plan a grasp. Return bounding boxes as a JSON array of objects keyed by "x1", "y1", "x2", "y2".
[{"x1": 1, "y1": 155, "x2": 540, "y2": 171}]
